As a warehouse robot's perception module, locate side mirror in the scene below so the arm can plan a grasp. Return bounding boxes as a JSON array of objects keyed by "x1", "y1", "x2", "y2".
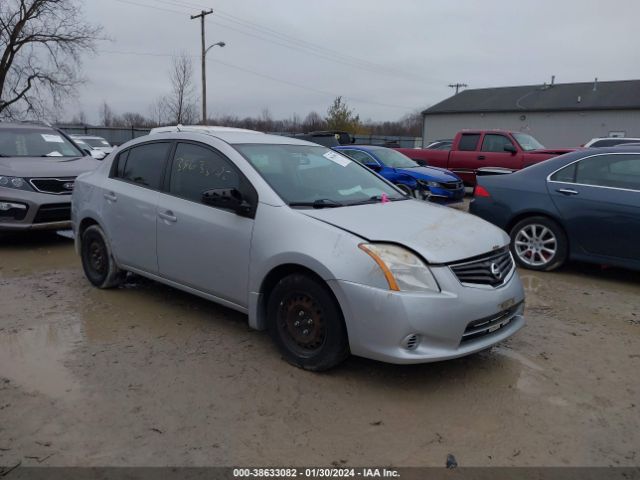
[
  {"x1": 202, "y1": 188, "x2": 252, "y2": 216},
  {"x1": 82, "y1": 148, "x2": 93, "y2": 157},
  {"x1": 90, "y1": 150, "x2": 106, "y2": 160},
  {"x1": 503, "y1": 144, "x2": 517, "y2": 154}
]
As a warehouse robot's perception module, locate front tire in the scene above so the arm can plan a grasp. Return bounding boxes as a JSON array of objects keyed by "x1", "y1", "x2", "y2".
[
  {"x1": 510, "y1": 216, "x2": 568, "y2": 271},
  {"x1": 267, "y1": 274, "x2": 349, "y2": 371},
  {"x1": 80, "y1": 225, "x2": 123, "y2": 288}
]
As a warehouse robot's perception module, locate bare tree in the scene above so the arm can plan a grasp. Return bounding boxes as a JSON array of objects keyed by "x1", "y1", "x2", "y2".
[
  {"x1": 119, "y1": 112, "x2": 147, "y2": 128},
  {"x1": 162, "y1": 53, "x2": 198, "y2": 125},
  {"x1": 100, "y1": 101, "x2": 114, "y2": 127},
  {"x1": 302, "y1": 111, "x2": 326, "y2": 132},
  {"x1": 0, "y1": 0, "x2": 101, "y2": 119}
]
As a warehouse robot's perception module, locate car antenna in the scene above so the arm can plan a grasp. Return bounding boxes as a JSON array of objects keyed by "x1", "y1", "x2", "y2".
[{"x1": 176, "y1": 124, "x2": 183, "y2": 132}]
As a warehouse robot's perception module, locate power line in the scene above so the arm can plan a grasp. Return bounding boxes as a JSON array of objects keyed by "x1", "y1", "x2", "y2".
[
  {"x1": 108, "y1": 0, "x2": 433, "y2": 84},
  {"x1": 98, "y1": 49, "x2": 414, "y2": 111}
]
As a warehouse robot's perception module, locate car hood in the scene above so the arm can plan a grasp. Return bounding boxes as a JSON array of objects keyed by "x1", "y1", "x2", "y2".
[
  {"x1": 395, "y1": 166, "x2": 460, "y2": 182},
  {"x1": 301, "y1": 200, "x2": 509, "y2": 264},
  {"x1": 0, "y1": 156, "x2": 100, "y2": 177}
]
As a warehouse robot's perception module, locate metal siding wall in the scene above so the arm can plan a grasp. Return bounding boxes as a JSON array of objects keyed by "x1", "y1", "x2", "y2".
[{"x1": 423, "y1": 110, "x2": 640, "y2": 147}]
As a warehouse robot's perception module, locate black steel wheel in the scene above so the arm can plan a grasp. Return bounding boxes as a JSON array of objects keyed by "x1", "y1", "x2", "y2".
[
  {"x1": 81, "y1": 225, "x2": 123, "y2": 288},
  {"x1": 267, "y1": 273, "x2": 349, "y2": 371}
]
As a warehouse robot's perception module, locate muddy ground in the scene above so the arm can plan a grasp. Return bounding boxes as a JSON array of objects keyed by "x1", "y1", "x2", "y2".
[{"x1": 0, "y1": 227, "x2": 639, "y2": 468}]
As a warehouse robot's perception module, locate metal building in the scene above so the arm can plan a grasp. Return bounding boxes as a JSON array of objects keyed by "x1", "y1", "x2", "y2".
[{"x1": 422, "y1": 79, "x2": 640, "y2": 148}]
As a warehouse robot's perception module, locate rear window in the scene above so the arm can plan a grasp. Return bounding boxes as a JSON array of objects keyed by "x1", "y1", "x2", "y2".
[{"x1": 458, "y1": 134, "x2": 481, "y2": 151}]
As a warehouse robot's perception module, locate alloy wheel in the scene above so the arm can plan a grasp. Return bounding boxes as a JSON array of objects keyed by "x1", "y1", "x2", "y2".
[{"x1": 514, "y1": 223, "x2": 558, "y2": 267}]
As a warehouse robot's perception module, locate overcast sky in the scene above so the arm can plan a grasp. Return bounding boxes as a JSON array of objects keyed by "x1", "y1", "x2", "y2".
[{"x1": 69, "y1": 0, "x2": 640, "y2": 123}]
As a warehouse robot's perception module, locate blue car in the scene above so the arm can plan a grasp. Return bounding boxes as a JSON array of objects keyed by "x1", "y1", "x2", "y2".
[
  {"x1": 470, "y1": 146, "x2": 640, "y2": 272},
  {"x1": 333, "y1": 145, "x2": 465, "y2": 203}
]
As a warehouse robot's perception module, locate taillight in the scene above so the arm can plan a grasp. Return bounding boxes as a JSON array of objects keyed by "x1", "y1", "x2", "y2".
[{"x1": 474, "y1": 185, "x2": 491, "y2": 198}]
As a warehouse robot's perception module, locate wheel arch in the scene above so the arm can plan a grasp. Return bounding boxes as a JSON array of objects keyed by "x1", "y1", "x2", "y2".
[{"x1": 251, "y1": 263, "x2": 344, "y2": 332}]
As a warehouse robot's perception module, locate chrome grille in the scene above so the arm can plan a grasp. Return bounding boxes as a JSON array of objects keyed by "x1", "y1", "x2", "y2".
[
  {"x1": 461, "y1": 301, "x2": 523, "y2": 343},
  {"x1": 29, "y1": 177, "x2": 76, "y2": 195},
  {"x1": 449, "y1": 247, "x2": 514, "y2": 287}
]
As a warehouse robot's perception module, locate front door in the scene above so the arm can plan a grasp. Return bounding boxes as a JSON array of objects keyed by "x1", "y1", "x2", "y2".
[
  {"x1": 156, "y1": 142, "x2": 256, "y2": 307},
  {"x1": 548, "y1": 153, "x2": 640, "y2": 260}
]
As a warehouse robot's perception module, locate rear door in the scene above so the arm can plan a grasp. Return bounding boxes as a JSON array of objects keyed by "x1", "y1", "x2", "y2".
[
  {"x1": 448, "y1": 133, "x2": 482, "y2": 184},
  {"x1": 156, "y1": 141, "x2": 256, "y2": 307},
  {"x1": 548, "y1": 153, "x2": 640, "y2": 260},
  {"x1": 102, "y1": 141, "x2": 172, "y2": 273}
]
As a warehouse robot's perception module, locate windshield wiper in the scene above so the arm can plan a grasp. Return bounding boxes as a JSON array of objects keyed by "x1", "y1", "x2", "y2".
[
  {"x1": 289, "y1": 198, "x2": 344, "y2": 209},
  {"x1": 347, "y1": 195, "x2": 407, "y2": 206}
]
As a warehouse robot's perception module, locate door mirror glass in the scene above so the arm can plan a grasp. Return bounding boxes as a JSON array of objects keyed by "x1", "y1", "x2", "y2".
[
  {"x1": 503, "y1": 144, "x2": 517, "y2": 154},
  {"x1": 202, "y1": 188, "x2": 252, "y2": 215}
]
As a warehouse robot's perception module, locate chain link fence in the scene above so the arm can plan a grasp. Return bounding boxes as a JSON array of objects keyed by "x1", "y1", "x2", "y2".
[{"x1": 57, "y1": 126, "x2": 422, "y2": 148}]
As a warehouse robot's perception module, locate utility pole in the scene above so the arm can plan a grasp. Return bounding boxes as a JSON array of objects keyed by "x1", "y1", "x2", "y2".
[
  {"x1": 448, "y1": 83, "x2": 468, "y2": 95},
  {"x1": 191, "y1": 9, "x2": 214, "y2": 125}
]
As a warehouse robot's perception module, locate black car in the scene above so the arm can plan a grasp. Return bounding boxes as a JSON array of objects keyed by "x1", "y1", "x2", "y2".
[{"x1": 470, "y1": 147, "x2": 640, "y2": 271}]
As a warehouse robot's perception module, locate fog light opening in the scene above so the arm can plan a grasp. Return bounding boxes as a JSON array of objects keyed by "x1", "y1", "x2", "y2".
[{"x1": 402, "y1": 334, "x2": 421, "y2": 351}]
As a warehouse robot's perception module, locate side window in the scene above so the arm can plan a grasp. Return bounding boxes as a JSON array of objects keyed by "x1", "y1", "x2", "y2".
[
  {"x1": 117, "y1": 142, "x2": 170, "y2": 189},
  {"x1": 481, "y1": 134, "x2": 515, "y2": 153},
  {"x1": 458, "y1": 134, "x2": 481, "y2": 151},
  {"x1": 550, "y1": 163, "x2": 577, "y2": 183},
  {"x1": 575, "y1": 155, "x2": 640, "y2": 191},
  {"x1": 116, "y1": 150, "x2": 129, "y2": 178},
  {"x1": 169, "y1": 142, "x2": 240, "y2": 203}
]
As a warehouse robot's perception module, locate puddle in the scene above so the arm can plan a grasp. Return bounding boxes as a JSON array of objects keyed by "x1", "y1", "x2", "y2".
[{"x1": 0, "y1": 318, "x2": 82, "y2": 399}]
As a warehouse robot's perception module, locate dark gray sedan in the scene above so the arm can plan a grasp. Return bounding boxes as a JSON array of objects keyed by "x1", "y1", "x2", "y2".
[
  {"x1": 0, "y1": 122, "x2": 100, "y2": 231},
  {"x1": 470, "y1": 147, "x2": 640, "y2": 271}
]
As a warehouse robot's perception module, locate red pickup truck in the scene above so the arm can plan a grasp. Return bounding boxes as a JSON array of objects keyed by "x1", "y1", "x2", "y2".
[{"x1": 396, "y1": 130, "x2": 575, "y2": 185}]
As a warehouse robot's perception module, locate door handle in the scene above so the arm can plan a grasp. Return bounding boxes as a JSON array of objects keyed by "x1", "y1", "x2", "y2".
[
  {"x1": 556, "y1": 188, "x2": 579, "y2": 196},
  {"x1": 103, "y1": 192, "x2": 117, "y2": 202},
  {"x1": 158, "y1": 211, "x2": 177, "y2": 223},
  {"x1": 478, "y1": 155, "x2": 486, "y2": 160}
]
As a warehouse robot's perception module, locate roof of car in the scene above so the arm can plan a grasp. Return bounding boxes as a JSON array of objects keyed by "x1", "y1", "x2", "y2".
[
  {"x1": 149, "y1": 125, "x2": 261, "y2": 135},
  {"x1": 145, "y1": 130, "x2": 318, "y2": 146}
]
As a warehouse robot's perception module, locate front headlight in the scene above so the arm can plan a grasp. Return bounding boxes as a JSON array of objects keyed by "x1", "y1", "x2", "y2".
[
  {"x1": 359, "y1": 243, "x2": 440, "y2": 292},
  {"x1": 0, "y1": 176, "x2": 32, "y2": 191}
]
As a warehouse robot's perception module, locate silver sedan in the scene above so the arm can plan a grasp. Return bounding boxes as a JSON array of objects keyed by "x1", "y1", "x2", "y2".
[{"x1": 72, "y1": 127, "x2": 525, "y2": 370}]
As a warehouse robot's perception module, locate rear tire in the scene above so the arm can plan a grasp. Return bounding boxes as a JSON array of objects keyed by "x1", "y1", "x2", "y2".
[
  {"x1": 80, "y1": 225, "x2": 123, "y2": 288},
  {"x1": 510, "y1": 216, "x2": 568, "y2": 271},
  {"x1": 267, "y1": 273, "x2": 349, "y2": 371}
]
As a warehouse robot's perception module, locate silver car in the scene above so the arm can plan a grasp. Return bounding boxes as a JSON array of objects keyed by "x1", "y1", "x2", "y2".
[
  {"x1": 72, "y1": 128, "x2": 525, "y2": 370},
  {"x1": 71, "y1": 135, "x2": 114, "y2": 154},
  {"x1": 0, "y1": 122, "x2": 100, "y2": 231}
]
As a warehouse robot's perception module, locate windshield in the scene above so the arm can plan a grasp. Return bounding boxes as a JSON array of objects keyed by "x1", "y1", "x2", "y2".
[
  {"x1": 235, "y1": 144, "x2": 406, "y2": 206},
  {"x1": 513, "y1": 133, "x2": 545, "y2": 151},
  {"x1": 370, "y1": 148, "x2": 418, "y2": 168},
  {"x1": 0, "y1": 128, "x2": 84, "y2": 157},
  {"x1": 82, "y1": 137, "x2": 111, "y2": 148}
]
